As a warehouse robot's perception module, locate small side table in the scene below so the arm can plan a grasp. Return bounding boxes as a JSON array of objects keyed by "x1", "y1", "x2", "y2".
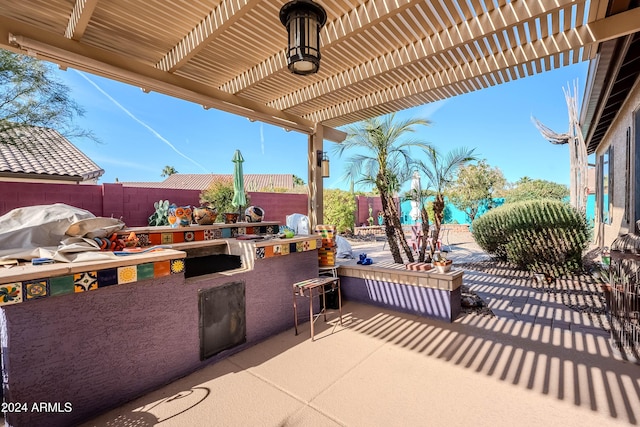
[{"x1": 293, "y1": 277, "x2": 343, "y2": 341}]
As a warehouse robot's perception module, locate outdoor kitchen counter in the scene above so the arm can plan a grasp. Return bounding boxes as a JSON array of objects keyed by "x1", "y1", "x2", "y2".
[
  {"x1": 0, "y1": 248, "x2": 187, "y2": 304},
  {"x1": 0, "y1": 229, "x2": 321, "y2": 427}
]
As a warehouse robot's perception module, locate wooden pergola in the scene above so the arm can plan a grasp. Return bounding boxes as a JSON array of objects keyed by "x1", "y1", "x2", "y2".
[{"x1": 1, "y1": 0, "x2": 639, "y2": 225}]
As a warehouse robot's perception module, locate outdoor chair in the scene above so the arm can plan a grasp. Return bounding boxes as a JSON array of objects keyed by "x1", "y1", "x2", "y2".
[
  {"x1": 439, "y1": 226, "x2": 452, "y2": 252},
  {"x1": 424, "y1": 225, "x2": 452, "y2": 252},
  {"x1": 408, "y1": 225, "x2": 423, "y2": 252}
]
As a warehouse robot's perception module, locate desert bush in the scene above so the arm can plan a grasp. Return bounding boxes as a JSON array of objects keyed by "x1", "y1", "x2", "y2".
[
  {"x1": 472, "y1": 199, "x2": 590, "y2": 275},
  {"x1": 324, "y1": 189, "x2": 356, "y2": 233},
  {"x1": 200, "y1": 179, "x2": 250, "y2": 220}
]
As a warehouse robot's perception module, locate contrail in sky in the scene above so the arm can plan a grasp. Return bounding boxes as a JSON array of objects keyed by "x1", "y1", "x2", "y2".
[
  {"x1": 73, "y1": 70, "x2": 208, "y2": 172},
  {"x1": 260, "y1": 123, "x2": 265, "y2": 155}
]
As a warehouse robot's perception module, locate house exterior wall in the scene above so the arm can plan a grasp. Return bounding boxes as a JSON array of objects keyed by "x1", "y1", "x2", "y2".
[
  {"x1": 593, "y1": 75, "x2": 640, "y2": 247},
  {"x1": 0, "y1": 182, "x2": 308, "y2": 227}
]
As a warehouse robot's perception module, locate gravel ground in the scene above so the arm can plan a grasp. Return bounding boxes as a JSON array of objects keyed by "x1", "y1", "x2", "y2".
[
  {"x1": 344, "y1": 231, "x2": 610, "y2": 329},
  {"x1": 456, "y1": 257, "x2": 610, "y2": 330}
]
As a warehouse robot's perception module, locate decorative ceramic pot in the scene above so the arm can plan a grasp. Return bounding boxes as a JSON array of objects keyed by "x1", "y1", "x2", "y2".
[
  {"x1": 169, "y1": 205, "x2": 192, "y2": 227},
  {"x1": 193, "y1": 206, "x2": 217, "y2": 225},
  {"x1": 244, "y1": 206, "x2": 264, "y2": 222},
  {"x1": 224, "y1": 212, "x2": 240, "y2": 224},
  {"x1": 434, "y1": 260, "x2": 452, "y2": 273}
]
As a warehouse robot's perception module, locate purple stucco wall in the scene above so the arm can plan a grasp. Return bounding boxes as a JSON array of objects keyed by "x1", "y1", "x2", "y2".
[
  {"x1": 340, "y1": 276, "x2": 461, "y2": 322},
  {"x1": 0, "y1": 181, "x2": 308, "y2": 226},
  {"x1": 354, "y1": 195, "x2": 400, "y2": 226},
  {"x1": 0, "y1": 251, "x2": 318, "y2": 426}
]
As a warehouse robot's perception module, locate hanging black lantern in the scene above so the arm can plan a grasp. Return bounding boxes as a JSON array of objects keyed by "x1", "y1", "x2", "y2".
[{"x1": 279, "y1": 0, "x2": 327, "y2": 75}]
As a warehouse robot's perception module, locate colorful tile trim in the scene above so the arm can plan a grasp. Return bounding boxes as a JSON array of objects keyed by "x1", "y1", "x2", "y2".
[
  {"x1": 0, "y1": 283, "x2": 22, "y2": 305},
  {"x1": 138, "y1": 233, "x2": 150, "y2": 246},
  {"x1": 117, "y1": 266, "x2": 137, "y2": 284},
  {"x1": 97, "y1": 269, "x2": 118, "y2": 288},
  {"x1": 0, "y1": 256, "x2": 187, "y2": 307},
  {"x1": 154, "y1": 260, "x2": 171, "y2": 277},
  {"x1": 50, "y1": 275, "x2": 74, "y2": 296},
  {"x1": 137, "y1": 263, "x2": 155, "y2": 280},
  {"x1": 24, "y1": 280, "x2": 49, "y2": 300},
  {"x1": 134, "y1": 224, "x2": 275, "y2": 247},
  {"x1": 256, "y1": 238, "x2": 321, "y2": 260},
  {"x1": 170, "y1": 259, "x2": 185, "y2": 274},
  {"x1": 74, "y1": 271, "x2": 98, "y2": 292}
]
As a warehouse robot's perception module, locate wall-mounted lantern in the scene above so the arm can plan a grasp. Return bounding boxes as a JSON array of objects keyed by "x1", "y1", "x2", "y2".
[{"x1": 316, "y1": 150, "x2": 330, "y2": 178}]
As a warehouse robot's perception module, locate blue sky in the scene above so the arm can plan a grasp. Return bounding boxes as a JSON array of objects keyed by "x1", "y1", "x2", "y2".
[{"x1": 57, "y1": 61, "x2": 589, "y2": 192}]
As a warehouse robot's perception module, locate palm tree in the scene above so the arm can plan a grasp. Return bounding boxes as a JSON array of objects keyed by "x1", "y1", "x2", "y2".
[
  {"x1": 161, "y1": 165, "x2": 178, "y2": 177},
  {"x1": 415, "y1": 147, "x2": 477, "y2": 259},
  {"x1": 336, "y1": 113, "x2": 432, "y2": 264}
]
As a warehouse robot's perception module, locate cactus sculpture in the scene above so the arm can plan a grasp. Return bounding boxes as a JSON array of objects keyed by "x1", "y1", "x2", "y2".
[{"x1": 148, "y1": 200, "x2": 170, "y2": 226}]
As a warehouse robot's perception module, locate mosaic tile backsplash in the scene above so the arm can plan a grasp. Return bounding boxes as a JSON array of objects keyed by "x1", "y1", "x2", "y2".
[
  {"x1": 0, "y1": 259, "x2": 185, "y2": 307},
  {"x1": 255, "y1": 239, "x2": 322, "y2": 260},
  {"x1": 127, "y1": 225, "x2": 278, "y2": 246}
]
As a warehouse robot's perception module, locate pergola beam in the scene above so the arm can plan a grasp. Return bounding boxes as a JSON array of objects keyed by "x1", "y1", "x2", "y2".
[
  {"x1": 0, "y1": 17, "x2": 345, "y2": 142},
  {"x1": 305, "y1": 6, "x2": 640, "y2": 124},
  {"x1": 267, "y1": 0, "x2": 583, "y2": 112},
  {"x1": 219, "y1": 0, "x2": 421, "y2": 94},
  {"x1": 155, "y1": 0, "x2": 261, "y2": 73},
  {"x1": 64, "y1": 0, "x2": 99, "y2": 40},
  {"x1": 307, "y1": 35, "x2": 591, "y2": 123}
]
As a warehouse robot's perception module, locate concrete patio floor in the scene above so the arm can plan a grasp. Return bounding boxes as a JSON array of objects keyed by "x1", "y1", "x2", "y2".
[{"x1": 82, "y1": 231, "x2": 640, "y2": 427}]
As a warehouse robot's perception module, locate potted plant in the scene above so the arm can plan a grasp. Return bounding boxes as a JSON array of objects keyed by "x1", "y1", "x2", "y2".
[
  {"x1": 433, "y1": 251, "x2": 452, "y2": 273},
  {"x1": 148, "y1": 200, "x2": 170, "y2": 226}
]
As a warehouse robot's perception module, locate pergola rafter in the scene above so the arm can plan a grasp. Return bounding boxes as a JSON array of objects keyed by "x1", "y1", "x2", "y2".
[
  {"x1": 155, "y1": 0, "x2": 261, "y2": 73},
  {"x1": 267, "y1": 0, "x2": 586, "y2": 112},
  {"x1": 219, "y1": 0, "x2": 422, "y2": 95},
  {"x1": 64, "y1": 0, "x2": 98, "y2": 40},
  {"x1": 1, "y1": 0, "x2": 638, "y2": 134}
]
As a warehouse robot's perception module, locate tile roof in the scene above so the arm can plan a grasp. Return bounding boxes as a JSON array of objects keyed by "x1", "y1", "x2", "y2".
[
  {"x1": 121, "y1": 174, "x2": 297, "y2": 192},
  {"x1": 0, "y1": 126, "x2": 104, "y2": 182}
]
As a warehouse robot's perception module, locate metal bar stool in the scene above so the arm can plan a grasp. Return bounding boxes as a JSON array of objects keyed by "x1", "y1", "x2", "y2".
[{"x1": 292, "y1": 277, "x2": 342, "y2": 341}]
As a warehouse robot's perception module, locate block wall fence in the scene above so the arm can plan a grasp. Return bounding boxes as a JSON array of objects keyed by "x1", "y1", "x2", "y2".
[
  {"x1": 0, "y1": 182, "x2": 308, "y2": 227},
  {"x1": 355, "y1": 195, "x2": 399, "y2": 226}
]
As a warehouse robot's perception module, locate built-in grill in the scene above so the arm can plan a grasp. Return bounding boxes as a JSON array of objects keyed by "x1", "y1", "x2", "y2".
[{"x1": 183, "y1": 244, "x2": 242, "y2": 278}]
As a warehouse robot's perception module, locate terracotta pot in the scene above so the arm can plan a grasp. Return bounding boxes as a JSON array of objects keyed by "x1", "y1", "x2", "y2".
[
  {"x1": 434, "y1": 260, "x2": 452, "y2": 273},
  {"x1": 193, "y1": 206, "x2": 217, "y2": 225},
  {"x1": 224, "y1": 213, "x2": 240, "y2": 224}
]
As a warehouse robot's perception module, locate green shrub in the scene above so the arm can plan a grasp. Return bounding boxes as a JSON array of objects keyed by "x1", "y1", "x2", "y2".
[
  {"x1": 472, "y1": 199, "x2": 590, "y2": 275},
  {"x1": 323, "y1": 189, "x2": 356, "y2": 233},
  {"x1": 470, "y1": 206, "x2": 511, "y2": 258},
  {"x1": 200, "y1": 179, "x2": 250, "y2": 221}
]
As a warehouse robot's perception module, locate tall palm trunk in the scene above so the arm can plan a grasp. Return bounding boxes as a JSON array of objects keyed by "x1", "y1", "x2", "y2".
[
  {"x1": 379, "y1": 190, "x2": 407, "y2": 263},
  {"x1": 418, "y1": 206, "x2": 430, "y2": 262},
  {"x1": 431, "y1": 193, "x2": 445, "y2": 257},
  {"x1": 384, "y1": 192, "x2": 414, "y2": 262}
]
